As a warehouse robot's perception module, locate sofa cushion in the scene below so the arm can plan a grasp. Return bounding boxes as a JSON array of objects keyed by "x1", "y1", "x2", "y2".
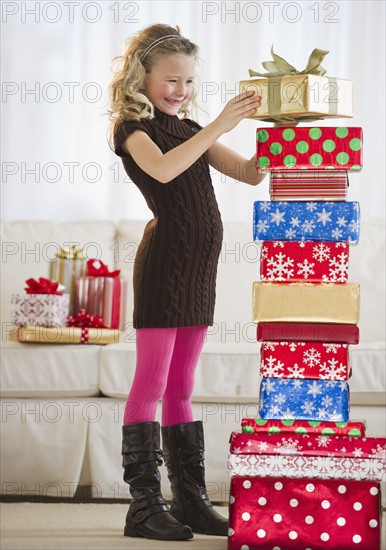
[
  {"x1": 0, "y1": 341, "x2": 101, "y2": 397},
  {"x1": 99, "y1": 341, "x2": 386, "y2": 406}
]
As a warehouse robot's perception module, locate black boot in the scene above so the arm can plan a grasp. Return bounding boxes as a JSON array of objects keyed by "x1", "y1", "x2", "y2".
[
  {"x1": 161, "y1": 420, "x2": 228, "y2": 536},
  {"x1": 122, "y1": 421, "x2": 193, "y2": 540}
]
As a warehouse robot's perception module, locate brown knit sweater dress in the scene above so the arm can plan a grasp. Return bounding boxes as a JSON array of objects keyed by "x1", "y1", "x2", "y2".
[{"x1": 114, "y1": 108, "x2": 223, "y2": 329}]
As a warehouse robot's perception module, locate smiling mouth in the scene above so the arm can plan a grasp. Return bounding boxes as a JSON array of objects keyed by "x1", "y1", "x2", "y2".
[{"x1": 165, "y1": 99, "x2": 182, "y2": 106}]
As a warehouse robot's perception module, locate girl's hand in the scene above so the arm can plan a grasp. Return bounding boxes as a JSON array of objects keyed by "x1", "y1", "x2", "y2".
[{"x1": 212, "y1": 91, "x2": 261, "y2": 134}]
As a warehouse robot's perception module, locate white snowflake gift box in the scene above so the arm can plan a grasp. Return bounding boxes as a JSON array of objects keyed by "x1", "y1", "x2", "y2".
[
  {"x1": 228, "y1": 432, "x2": 386, "y2": 483},
  {"x1": 253, "y1": 200, "x2": 360, "y2": 243},
  {"x1": 11, "y1": 278, "x2": 69, "y2": 327}
]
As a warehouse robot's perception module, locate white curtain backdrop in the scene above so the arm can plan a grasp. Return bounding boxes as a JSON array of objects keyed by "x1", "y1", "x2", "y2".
[{"x1": 1, "y1": 0, "x2": 385, "y2": 223}]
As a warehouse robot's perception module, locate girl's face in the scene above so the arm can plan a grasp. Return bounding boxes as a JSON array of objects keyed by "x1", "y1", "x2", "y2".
[{"x1": 143, "y1": 54, "x2": 196, "y2": 116}]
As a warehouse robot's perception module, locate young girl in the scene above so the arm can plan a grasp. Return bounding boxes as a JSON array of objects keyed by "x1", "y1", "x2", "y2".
[{"x1": 109, "y1": 23, "x2": 265, "y2": 541}]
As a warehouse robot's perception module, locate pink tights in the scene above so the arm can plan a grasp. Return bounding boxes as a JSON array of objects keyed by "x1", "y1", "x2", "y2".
[{"x1": 123, "y1": 326, "x2": 207, "y2": 426}]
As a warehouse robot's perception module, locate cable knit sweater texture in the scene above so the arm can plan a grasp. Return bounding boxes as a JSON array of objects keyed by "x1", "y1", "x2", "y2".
[{"x1": 114, "y1": 108, "x2": 223, "y2": 328}]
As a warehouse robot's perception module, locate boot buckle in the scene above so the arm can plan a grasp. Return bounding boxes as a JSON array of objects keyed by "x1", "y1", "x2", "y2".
[{"x1": 133, "y1": 510, "x2": 146, "y2": 523}]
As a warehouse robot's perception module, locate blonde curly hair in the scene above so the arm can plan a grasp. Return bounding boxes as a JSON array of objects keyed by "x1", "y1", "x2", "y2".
[{"x1": 108, "y1": 24, "x2": 199, "y2": 137}]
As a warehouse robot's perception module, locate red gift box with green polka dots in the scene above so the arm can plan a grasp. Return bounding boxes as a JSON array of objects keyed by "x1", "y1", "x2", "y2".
[
  {"x1": 256, "y1": 127, "x2": 363, "y2": 171},
  {"x1": 228, "y1": 476, "x2": 381, "y2": 550},
  {"x1": 241, "y1": 418, "x2": 366, "y2": 437}
]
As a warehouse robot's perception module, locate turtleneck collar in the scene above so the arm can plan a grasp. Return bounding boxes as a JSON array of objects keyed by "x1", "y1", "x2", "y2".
[{"x1": 151, "y1": 106, "x2": 197, "y2": 139}]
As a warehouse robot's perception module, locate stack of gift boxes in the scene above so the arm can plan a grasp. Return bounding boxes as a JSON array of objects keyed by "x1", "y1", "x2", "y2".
[
  {"x1": 228, "y1": 50, "x2": 385, "y2": 550},
  {"x1": 11, "y1": 249, "x2": 127, "y2": 345}
]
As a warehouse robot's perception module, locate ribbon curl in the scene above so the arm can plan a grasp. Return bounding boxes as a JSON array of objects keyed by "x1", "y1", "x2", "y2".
[
  {"x1": 249, "y1": 46, "x2": 329, "y2": 78},
  {"x1": 25, "y1": 277, "x2": 63, "y2": 295},
  {"x1": 67, "y1": 308, "x2": 106, "y2": 329},
  {"x1": 87, "y1": 259, "x2": 120, "y2": 278}
]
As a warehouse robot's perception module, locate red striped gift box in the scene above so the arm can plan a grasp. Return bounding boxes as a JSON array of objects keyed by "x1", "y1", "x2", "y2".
[{"x1": 270, "y1": 169, "x2": 348, "y2": 201}]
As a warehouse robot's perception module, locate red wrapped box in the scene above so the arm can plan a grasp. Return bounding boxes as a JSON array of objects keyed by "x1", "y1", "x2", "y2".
[
  {"x1": 74, "y1": 261, "x2": 128, "y2": 330},
  {"x1": 257, "y1": 322, "x2": 360, "y2": 344},
  {"x1": 256, "y1": 127, "x2": 363, "y2": 171},
  {"x1": 228, "y1": 476, "x2": 382, "y2": 549},
  {"x1": 270, "y1": 169, "x2": 349, "y2": 201},
  {"x1": 229, "y1": 432, "x2": 386, "y2": 460},
  {"x1": 241, "y1": 418, "x2": 366, "y2": 437},
  {"x1": 260, "y1": 241, "x2": 349, "y2": 282},
  {"x1": 260, "y1": 341, "x2": 350, "y2": 380}
]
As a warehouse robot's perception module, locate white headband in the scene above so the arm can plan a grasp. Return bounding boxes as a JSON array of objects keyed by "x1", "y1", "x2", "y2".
[{"x1": 141, "y1": 35, "x2": 182, "y2": 61}]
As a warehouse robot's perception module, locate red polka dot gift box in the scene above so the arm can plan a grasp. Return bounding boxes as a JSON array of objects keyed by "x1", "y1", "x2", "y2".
[
  {"x1": 227, "y1": 476, "x2": 382, "y2": 550},
  {"x1": 255, "y1": 127, "x2": 363, "y2": 172}
]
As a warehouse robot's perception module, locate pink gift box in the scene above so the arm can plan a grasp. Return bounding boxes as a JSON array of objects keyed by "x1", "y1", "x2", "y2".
[
  {"x1": 228, "y1": 476, "x2": 382, "y2": 549},
  {"x1": 74, "y1": 276, "x2": 128, "y2": 330},
  {"x1": 10, "y1": 293, "x2": 70, "y2": 327}
]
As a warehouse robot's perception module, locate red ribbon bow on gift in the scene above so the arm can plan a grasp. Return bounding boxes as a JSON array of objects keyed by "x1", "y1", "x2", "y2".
[
  {"x1": 87, "y1": 259, "x2": 120, "y2": 278},
  {"x1": 67, "y1": 309, "x2": 106, "y2": 329},
  {"x1": 25, "y1": 277, "x2": 63, "y2": 295}
]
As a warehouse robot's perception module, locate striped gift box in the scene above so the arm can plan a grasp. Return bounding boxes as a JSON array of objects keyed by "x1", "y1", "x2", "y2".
[{"x1": 270, "y1": 169, "x2": 348, "y2": 201}]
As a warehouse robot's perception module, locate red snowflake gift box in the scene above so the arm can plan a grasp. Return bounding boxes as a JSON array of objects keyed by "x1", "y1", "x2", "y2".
[
  {"x1": 228, "y1": 476, "x2": 382, "y2": 550},
  {"x1": 241, "y1": 418, "x2": 366, "y2": 437},
  {"x1": 255, "y1": 126, "x2": 363, "y2": 171},
  {"x1": 269, "y1": 169, "x2": 349, "y2": 201},
  {"x1": 260, "y1": 241, "x2": 349, "y2": 282},
  {"x1": 260, "y1": 341, "x2": 351, "y2": 380},
  {"x1": 256, "y1": 322, "x2": 360, "y2": 344}
]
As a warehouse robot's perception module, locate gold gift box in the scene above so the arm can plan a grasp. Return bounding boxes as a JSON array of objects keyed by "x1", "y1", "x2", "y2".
[
  {"x1": 252, "y1": 282, "x2": 360, "y2": 324},
  {"x1": 239, "y1": 75, "x2": 353, "y2": 122},
  {"x1": 18, "y1": 325, "x2": 119, "y2": 345}
]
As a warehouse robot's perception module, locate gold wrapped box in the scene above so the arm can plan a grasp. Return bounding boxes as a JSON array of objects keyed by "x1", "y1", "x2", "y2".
[
  {"x1": 18, "y1": 325, "x2": 119, "y2": 345},
  {"x1": 240, "y1": 74, "x2": 353, "y2": 122},
  {"x1": 252, "y1": 282, "x2": 360, "y2": 324}
]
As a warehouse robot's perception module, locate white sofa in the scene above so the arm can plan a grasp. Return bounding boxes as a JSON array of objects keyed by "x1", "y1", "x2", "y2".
[{"x1": 1, "y1": 219, "x2": 385, "y2": 503}]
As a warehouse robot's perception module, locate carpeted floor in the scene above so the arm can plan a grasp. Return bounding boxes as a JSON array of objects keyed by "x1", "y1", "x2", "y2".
[
  {"x1": 1, "y1": 502, "x2": 385, "y2": 550},
  {"x1": 0, "y1": 502, "x2": 228, "y2": 550}
]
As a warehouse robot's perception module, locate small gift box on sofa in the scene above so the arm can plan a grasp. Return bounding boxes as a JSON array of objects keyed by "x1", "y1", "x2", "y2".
[
  {"x1": 258, "y1": 376, "x2": 350, "y2": 421},
  {"x1": 239, "y1": 47, "x2": 353, "y2": 123},
  {"x1": 228, "y1": 476, "x2": 382, "y2": 549},
  {"x1": 75, "y1": 260, "x2": 128, "y2": 330},
  {"x1": 10, "y1": 278, "x2": 69, "y2": 327}
]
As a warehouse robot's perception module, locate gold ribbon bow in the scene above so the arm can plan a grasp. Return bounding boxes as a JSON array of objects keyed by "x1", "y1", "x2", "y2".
[{"x1": 249, "y1": 46, "x2": 329, "y2": 78}]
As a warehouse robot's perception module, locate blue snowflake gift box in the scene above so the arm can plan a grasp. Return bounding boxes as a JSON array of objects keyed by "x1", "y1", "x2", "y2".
[
  {"x1": 253, "y1": 201, "x2": 360, "y2": 243},
  {"x1": 259, "y1": 377, "x2": 350, "y2": 422}
]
